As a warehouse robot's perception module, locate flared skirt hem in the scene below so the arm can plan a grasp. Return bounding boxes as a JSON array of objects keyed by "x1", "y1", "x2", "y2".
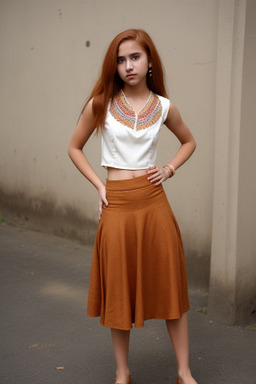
[{"x1": 87, "y1": 305, "x2": 190, "y2": 330}]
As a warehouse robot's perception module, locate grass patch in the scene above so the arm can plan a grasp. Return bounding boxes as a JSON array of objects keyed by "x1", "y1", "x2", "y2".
[{"x1": 195, "y1": 307, "x2": 207, "y2": 313}]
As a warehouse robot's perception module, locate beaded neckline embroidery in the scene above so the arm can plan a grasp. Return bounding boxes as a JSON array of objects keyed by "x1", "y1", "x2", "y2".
[{"x1": 109, "y1": 91, "x2": 162, "y2": 131}]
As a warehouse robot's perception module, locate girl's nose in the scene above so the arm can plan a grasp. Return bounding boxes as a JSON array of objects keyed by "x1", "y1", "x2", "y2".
[{"x1": 126, "y1": 59, "x2": 133, "y2": 71}]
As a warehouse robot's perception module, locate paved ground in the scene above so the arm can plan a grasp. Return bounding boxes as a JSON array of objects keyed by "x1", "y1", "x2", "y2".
[{"x1": 0, "y1": 221, "x2": 255, "y2": 384}]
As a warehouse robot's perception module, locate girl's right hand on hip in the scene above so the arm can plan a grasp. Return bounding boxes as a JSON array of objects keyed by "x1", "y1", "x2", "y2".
[{"x1": 98, "y1": 185, "x2": 108, "y2": 221}]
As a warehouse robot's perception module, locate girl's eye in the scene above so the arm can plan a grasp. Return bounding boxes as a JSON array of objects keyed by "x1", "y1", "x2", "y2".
[
  {"x1": 117, "y1": 58, "x2": 124, "y2": 64},
  {"x1": 133, "y1": 55, "x2": 139, "y2": 60}
]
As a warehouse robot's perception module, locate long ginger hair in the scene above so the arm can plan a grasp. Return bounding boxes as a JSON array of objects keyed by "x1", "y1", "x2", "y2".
[{"x1": 81, "y1": 29, "x2": 168, "y2": 133}]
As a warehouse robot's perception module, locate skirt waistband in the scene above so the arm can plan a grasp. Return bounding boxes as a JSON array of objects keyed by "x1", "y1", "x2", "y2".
[{"x1": 106, "y1": 174, "x2": 154, "y2": 192}]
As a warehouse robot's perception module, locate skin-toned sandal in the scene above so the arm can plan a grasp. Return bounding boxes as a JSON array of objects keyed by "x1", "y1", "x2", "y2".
[{"x1": 114, "y1": 376, "x2": 131, "y2": 384}]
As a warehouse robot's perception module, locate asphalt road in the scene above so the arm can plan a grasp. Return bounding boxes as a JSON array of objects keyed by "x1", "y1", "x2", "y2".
[{"x1": 0, "y1": 221, "x2": 255, "y2": 384}]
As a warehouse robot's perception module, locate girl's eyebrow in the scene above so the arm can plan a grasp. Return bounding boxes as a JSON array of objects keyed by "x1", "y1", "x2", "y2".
[{"x1": 117, "y1": 52, "x2": 142, "y2": 59}]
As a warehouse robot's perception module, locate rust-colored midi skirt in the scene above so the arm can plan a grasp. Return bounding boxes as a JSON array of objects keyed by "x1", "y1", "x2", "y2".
[{"x1": 87, "y1": 174, "x2": 190, "y2": 330}]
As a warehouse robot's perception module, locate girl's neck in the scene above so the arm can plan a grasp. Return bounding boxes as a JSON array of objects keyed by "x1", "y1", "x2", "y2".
[{"x1": 122, "y1": 82, "x2": 150, "y2": 99}]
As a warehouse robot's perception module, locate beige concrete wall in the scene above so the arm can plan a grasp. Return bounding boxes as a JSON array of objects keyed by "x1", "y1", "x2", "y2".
[
  {"x1": 208, "y1": 0, "x2": 256, "y2": 325},
  {"x1": 236, "y1": 0, "x2": 256, "y2": 323},
  {"x1": 1, "y1": 0, "x2": 255, "y2": 324},
  {"x1": 0, "y1": 0, "x2": 217, "y2": 282}
]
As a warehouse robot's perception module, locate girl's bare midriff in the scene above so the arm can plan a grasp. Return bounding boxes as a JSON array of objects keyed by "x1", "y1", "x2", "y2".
[{"x1": 107, "y1": 167, "x2": 148, "y2": 180}]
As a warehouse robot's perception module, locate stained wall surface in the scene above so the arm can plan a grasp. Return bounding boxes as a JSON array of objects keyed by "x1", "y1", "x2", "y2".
[
  {"x1": 0, "y1": 0, "x2": 217, "y2": 286},
  {"x1": 1, "y1": 0, "x2": 255, "y2": 312}
]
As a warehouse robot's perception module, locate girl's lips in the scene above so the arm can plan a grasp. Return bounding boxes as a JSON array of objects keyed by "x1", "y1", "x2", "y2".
[{"x1": 126, "y1": 74, "x2": 136, "y2": 78}]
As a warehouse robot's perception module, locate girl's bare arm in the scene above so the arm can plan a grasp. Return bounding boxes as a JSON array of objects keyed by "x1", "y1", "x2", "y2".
[
  {"x1": 147, "y1": 102, "x2": 196, "y2": 185},
  {"x1": 68, "y1": 100, "x2": 108, "y2": 219},
  {"x1": 164, "y1": 102, "x2": 196, "y2": 170}
]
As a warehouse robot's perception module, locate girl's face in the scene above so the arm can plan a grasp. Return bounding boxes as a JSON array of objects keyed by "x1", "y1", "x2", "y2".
[{"x1": 117, "y1": 39, "x2": 150, "y2": 89}]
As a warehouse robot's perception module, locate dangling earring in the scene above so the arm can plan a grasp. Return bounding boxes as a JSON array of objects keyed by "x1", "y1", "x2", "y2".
[{"x1": 148, "y1": 66, "x2": 153, "y2": 77}]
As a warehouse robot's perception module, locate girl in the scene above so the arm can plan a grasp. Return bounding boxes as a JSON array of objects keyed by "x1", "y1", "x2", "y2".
[{"x1": 68, "y1": 29, "x2": 197, "y2": 384}]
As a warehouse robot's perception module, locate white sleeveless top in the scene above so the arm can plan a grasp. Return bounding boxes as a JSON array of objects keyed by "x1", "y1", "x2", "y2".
[{"x1": 101, "y1": 91, "x2": 170, "y2": 170}]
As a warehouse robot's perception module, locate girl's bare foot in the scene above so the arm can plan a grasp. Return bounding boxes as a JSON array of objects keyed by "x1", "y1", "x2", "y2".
[
  {"x1": 114, "y1": 369, "x2": 131, "y2": 384},
  {"x1": 178, "y1": 369, "x2": 198, "y2": 384}
]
